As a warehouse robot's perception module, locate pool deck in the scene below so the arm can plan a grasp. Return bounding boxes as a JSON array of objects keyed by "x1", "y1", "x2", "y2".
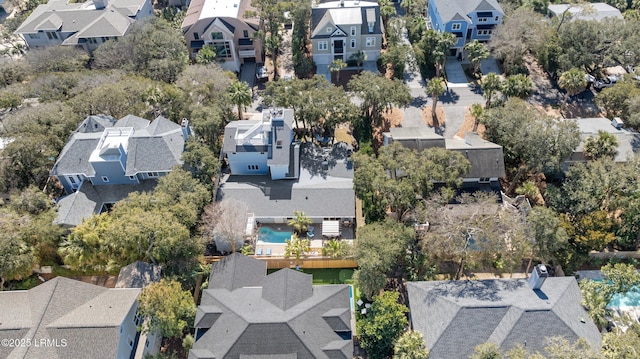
[{"x1": 254, "y1": 223, "x2": 354, "y2": 257}]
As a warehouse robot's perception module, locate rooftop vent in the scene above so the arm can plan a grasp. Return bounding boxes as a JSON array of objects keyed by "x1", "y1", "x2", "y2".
[
  {"x1": 340, "y1": 0, "x2": 345, "y2": 6},
  {"x1": 528, "y1": 264, "x2": 549, "y2": 290}
]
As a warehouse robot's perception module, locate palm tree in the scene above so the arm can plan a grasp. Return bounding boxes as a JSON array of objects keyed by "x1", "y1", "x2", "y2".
[
  {"x1": 322, "y1": 239, "x2": 352, "y2": 258},
  {"x1": 434, "y1": 32, "x2": 456, "y2": 78},
  {"x1": 393, "y1": 330, "x2": 429, "y2": 359},
  {"x1": 228, "y1": 81, "x2": 252, "y2": 121},
  {"x1": 501, "y1": 74, "x2": 533, "y2": 100},
  {"x1": 378, "y1": 0, "x2": 396, "y2": 26},
  {"x1": 195, "y1": 45, "x2": 216, "y2": 65},
  {"x1": 349, "y1": 50, "x2": 367, "y2": 72},
  {"x1": 516, "y1": 180, "x2": 541, "y2": 204},
  {"x1": 584, "y1": 130, "x2": 619, "y2": 160},
  {"x1": 284, "y1": 234, "x2": 311, "y2": 260},
  {"x1": 287, "y1": 210, "x2": 312, "y2": 236},
  {"x1": 470, "y1": 103, "x2": 483, "y2": 132},
  {"x1": 464, "y1": 40, "x2": 490, "y2": 75},
  {"x1": 329, "y1": 59, "x2": 347, "y2": 84},
  {"x1": 426, "y1": 77, "x2": 445, "y2": 127},
  {"x1": 481, "y1": 73, "x2": 502, "y2": 107},
  {"x1": 558, "y1": 68, "x2": 587, "y2": 107}
]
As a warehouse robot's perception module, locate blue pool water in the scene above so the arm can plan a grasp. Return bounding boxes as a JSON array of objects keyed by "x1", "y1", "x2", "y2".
[
  {"x1": 258, "y1": 227, "x2": 292, "y2": 243},
  {"x1": 609, "y1": 286, "x2": 640, "y2": 308}
]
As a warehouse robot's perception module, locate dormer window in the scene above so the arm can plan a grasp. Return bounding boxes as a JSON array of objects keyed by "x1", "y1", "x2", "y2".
[
  {"x1": 326, "y1": 26, "x2": 332, "y2": 33},
  {"x1": 452, "y1": 23, "x2": 461, "y2": 30}
]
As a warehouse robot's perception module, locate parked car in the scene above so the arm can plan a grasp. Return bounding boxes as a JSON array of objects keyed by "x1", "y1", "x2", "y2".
[{"x1": 593, "y1": 75, "x2": 619, "y2": 90}]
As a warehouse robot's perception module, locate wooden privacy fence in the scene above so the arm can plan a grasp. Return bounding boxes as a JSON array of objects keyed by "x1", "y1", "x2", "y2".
[{"x1": 204, "y1": 256, "x2": 357, "y2": 269}]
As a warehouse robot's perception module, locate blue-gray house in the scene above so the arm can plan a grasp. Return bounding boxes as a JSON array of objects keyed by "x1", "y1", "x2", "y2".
[
  {"x1": 51, "y1": 114, "x2": 190, "y2": 227},
  {"x1": 427, "y1": 0, "x2": 504, "y2": 57}
]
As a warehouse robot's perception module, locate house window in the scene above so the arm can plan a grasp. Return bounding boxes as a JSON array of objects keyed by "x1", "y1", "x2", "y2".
[
  {"x1": 248, "y1": 165, "x2": 260, "y2": 171},
  {"x1": 147, "y1": 172, "x2": 159, "y2": 177},
  {"x1": 276, "y1": 140, "x2": 283, "y2": 148},
  {"x1": 212, "y1": 41, "x2": 232, "y2": 58},
  {"x1": 129, "y1": 175, "x2": 136, "y2": 180},
  {"x1": 318, "y1": 41, "x2": 328, "y2": 50},
  {"x1": 368, "y1": 22, "x2": 374, "y2": 33},
  {"x1": 134, "y1": 312, "x2": 143, "y2": 326},
  {"x1": 365, "y1": 37, "x2": 375, "y2": 47},
  {"x1": 479, "y1": 177, "x2": 491, "y2": 183},
  {"x1": 101, "y1": 176, "x2": 109, "y2": 182},
  {"x1": 326, "y1": 26, "x2": 332, "y2": 33},
  {"x1": 211, "y1": 31, "x2": 223, "y2": 40},
  {"x1": 46, "y1": 32, "x2": 58, "y2": 40},
  {"x1": 243, "y1": 30, "x2": 249, "y2": 37},
  {"x1": 350, "y1": 26, "x2": 356, "y2": 36},
  {"x1": 127, "y1": 336, "x2": 134, "y2": 348},
  {"x1": 495, "y1": 16, "x2": 499, "y2": 21},
  {"x1": 451, "y1": 23, "x2": 461, "y2": 31},
  {"x1": 350, "y1": 39, "x2": 356, "y2": 48},
  {"x1": 194, "y1": 32, "x2": 199, "y2": 40},
  {"x1": 28, "y1": 34, "x2": 39, "y2": 39},
  {"x1": 68, "y1": 176, "x2": 76, "y2": 184},
  {"x1": 120, "y1": 325, "x2": 123, "y2": 334},
  {"x1": 88, "y1": 38, "x2": 97, "y2": 44}
]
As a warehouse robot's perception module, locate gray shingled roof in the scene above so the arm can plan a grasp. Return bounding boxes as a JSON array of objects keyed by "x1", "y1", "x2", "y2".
[
  {"x1": 208, "y1": 253, "x2": 266, "y2": 291},
  {"x1": 0, "y1": 277, "x2": 140, "y2": 359},
  {"x1": 54, "y1": 179, "x2": 158, "y2": 227},
  {"x1": 407, "y1": 278, "x2": 601, "y2": 359},
  {"x1": 548, "y1": 3, "x2": 623, "y2": 21},
  {"x1": 311, "y1": 2, "x2": 382, "y2": 38},
  {"x1": 115, "y1": 260, "x2": 161, "y2": 288},
  {"x1": 191, "y1": 255, "x2": 353, "y2": 359},
  {"x1": 431, "y1": 0, "x2": 503, "y2": 24},
  {"x1": 566, "y1": 117, "x2": 640, "y2": 163},
  {"x1": 52, "y1": 115, "x2": 185, "y2": 179},
  {"x1": 15, "y1": 0, "x2": 147, "y2": 38},
  {"x1": 218, "y1": 142, "x2": 355, "y2": 220}
]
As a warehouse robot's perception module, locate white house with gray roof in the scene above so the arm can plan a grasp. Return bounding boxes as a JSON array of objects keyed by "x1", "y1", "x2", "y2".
[
  {"x1": 15, "y1": 0, "x2": 153, "y2": 53},
  {"x1": 407, "y1": 276, "x2": 601, "y2": 359},
  {"x1": 0, "y1": 276, "x2": 154, "y2": 359},
  {"x1": 220, "y1": 108, "x2": 355, "y2": 240},
  {"x1": 223, "y1": 109, "x2": 299, "y2": 181},
  {"x1": 311, "y1": 0, "x2": 383, "y2": 65},
  {"x1": 51, "y1": 114, "x2": 190, "y2": 227},
  {"x1": 190, "y1": 253, "x2": 353, "y2": 359}
]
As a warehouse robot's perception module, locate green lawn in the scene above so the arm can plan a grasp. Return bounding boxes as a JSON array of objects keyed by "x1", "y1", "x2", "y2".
[{"x1": 268, "y1": 268, "x2": 354, "y2": 284}]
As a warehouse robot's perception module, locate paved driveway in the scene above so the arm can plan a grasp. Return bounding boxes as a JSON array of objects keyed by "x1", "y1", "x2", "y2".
[
  {"x1": 444, "y1": 57, "x2": 468, "y2": 87},
  {"x1": 480, "y1": 57, "x2": 501, "y2": 76}
]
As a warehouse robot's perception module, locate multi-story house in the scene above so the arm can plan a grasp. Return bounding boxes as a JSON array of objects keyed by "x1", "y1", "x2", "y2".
[
  {"x1": 182, "y1": 0, "x2": 262, "y2": 72},
  {"x1": 190, "y1": 254, "x2": 354, "y2": 358},
  {"x1": 427, "y1": 0, "x2": 503, "y2": 57},
  {"x1": 310, "y1": 0, "x2": 383, "y2": 65},
  {"x1": 14, "y1": 0, "x2": 153, "y2": 53},
  {"x1": 219, "y1": 109, "x2": 356, "y2": 252},
  {"x1": 51, "y1": 114, "x2": 190, "y2": 227},
  {"x1": 0, "y1": 277, "x2": 158, "y2": 359}
]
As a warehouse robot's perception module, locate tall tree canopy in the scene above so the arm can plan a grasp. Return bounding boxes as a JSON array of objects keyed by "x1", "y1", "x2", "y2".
[
  {"x1": 348, "y1": 72, "x2": 411, "y2": 127},
  {"x1": 92, "y1": 18, "x2": 189, "y2": 83},
  {"x1": 356, "y1": 291, "x2": 409, "y2": 359}
]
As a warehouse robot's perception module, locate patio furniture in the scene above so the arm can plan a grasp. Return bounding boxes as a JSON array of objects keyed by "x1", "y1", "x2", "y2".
[{"x1": 307, "y1": 225, "x2": 315, "y2": 239}]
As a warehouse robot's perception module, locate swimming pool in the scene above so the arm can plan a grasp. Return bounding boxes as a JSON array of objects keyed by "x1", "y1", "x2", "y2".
[
  {"x1": 257, "y1": 227, "x2": 292, "y2": 244},
  {"x1": 609, "y1": 286, "x2": 640, "y2": 308}
]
